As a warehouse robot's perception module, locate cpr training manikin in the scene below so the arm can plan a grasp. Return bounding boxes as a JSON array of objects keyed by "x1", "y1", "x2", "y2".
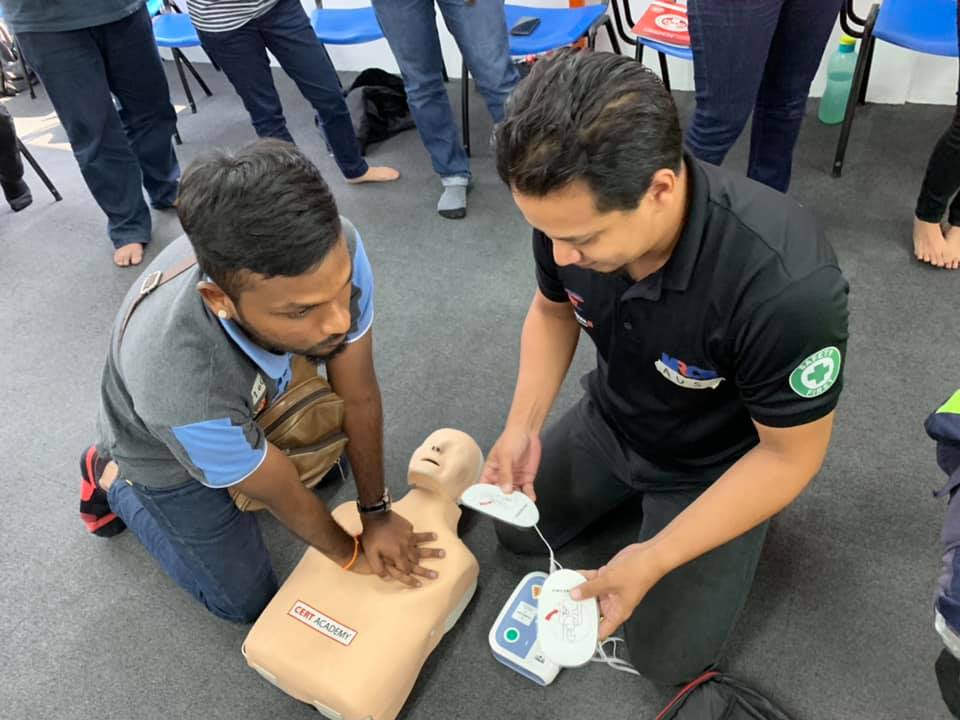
[{"x1": 242, "y1": 429, "x2": 483, "y2": 720}]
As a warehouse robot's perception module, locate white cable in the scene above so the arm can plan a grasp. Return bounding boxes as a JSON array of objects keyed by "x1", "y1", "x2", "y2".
[
  {"x1": 591, "y1": 637, "x2": 640, "y2": 676},
  {"x1": 533, "y1": 523, "x2": 562, "y2": 573}
]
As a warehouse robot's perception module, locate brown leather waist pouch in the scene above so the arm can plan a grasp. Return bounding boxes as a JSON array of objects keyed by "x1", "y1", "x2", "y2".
[
  {"x1": 230, "y1": 359, "x2": 348, "y2": 511},
  {"x1": 119, "y1": 258, "x2": 348, "y2": 512}
]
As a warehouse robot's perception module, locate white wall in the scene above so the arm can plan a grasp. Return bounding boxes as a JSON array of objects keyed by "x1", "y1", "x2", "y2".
[{"x1": 176, "y1": 0, "x2": 959, "y2": 106}]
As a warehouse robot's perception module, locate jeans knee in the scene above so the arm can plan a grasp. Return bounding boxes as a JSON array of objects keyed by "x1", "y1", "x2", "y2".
[
  {"x1": 403, "y1": 77, "x2": 448, "y2": 110},
  {"x1": 686, "y1": 110, "x2": 746, "y2": 162},
  {"x1": 204, "y1": 592, "x2": 271, "y2": 624},
  {"x1": 624, "y1": 620, "x2": 718, "y2": 687},
  {"x1": 201, "y1": 574, "x2": 277, "y2": 624}
]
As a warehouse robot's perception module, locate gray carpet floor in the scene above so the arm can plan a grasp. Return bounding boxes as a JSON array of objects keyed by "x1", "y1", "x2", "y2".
[{"x1": 1, "y1": 60, "x2": 958, "y2": 720}]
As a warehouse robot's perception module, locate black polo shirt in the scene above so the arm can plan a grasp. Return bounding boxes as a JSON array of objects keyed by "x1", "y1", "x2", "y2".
[{"x1": 534, "y1": 154, "x2": 849, "y2": 471}]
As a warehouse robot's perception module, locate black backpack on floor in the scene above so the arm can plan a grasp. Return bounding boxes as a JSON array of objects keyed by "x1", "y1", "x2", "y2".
[
  {"x1": 656, "y1": 672, "x2": 795, "y2": 720},
  {"x1": 343, "y1": 68, "x2": 415, "y2": 153}
]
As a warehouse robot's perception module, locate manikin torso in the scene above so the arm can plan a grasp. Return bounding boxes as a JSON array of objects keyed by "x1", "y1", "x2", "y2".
[{"x1": 242, "y1": 429, "x2": 483, "y2": 720}]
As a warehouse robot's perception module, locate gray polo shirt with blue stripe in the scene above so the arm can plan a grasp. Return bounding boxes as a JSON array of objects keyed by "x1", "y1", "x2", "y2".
[{"x1": 97, "y1": 218, "x2": 373, "y2": 489}]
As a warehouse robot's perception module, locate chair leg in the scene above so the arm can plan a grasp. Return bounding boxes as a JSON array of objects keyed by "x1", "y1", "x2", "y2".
[
  {"x1": 461, "y1": 58, "x2": 470, "y2": 157},
  {"x1": 19, "y1": 51, "x2": 35, "y2": 99},
  {"x1": 858, "y1": 35, "x2": 875, "y2": 105},
  {"x1": 603, "y1": 19, "x2": 621, "y2": 55},
  {"x1": 832, "y1": 3, "x2": 878, "y2": 178},
  {"x1": 17, "y1": 138, "x2": 62, "y2": 201},
  {"x1": 441, "y1": 58, "x2": 449, "y2": 83},
  {"x1": 658, "y1": 51, "x2": 671, "y2": 92},
  {"x1": 178, "y1": 51, "x2": 212, "y2": 97},
  {"x1": 635, "y1": 42, "x2": 644, "y2": 64},
  {"x1": 172, "y1": 50, "x2": 197, "y2": 113},
  {"x1": 173, "y1": 125, "x2": 183, "y2": 145}
]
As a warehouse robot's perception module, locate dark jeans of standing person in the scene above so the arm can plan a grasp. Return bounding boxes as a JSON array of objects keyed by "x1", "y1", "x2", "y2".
[
  {"x1": 0, "y1": 104, "x2": 32, "y2": 211},
  {"x1": 16, "y1": 6, "x2": 179, "y2": 250},
  {"x1": 915, "y1": 8, "x2": 960, "y2": 230},
  {"x1": 495, "y1": 396, "x2": 768, "y2": 686},
  {"x1": 196, "y1": 0, "x2": 369, "y2": 180},
  {"x1": 685, "y1": 0, "x2": 842, "y2": 193}
]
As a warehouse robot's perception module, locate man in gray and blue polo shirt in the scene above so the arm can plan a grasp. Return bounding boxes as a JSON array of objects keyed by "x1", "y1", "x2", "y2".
[{"x1": 81, "y1": 140, "x2": 441, "y2": 623}]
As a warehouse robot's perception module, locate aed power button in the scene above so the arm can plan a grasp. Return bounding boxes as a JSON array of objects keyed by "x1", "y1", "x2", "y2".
[{"x1": 504, "y1": 627, "x2": 520, "y2": 644}]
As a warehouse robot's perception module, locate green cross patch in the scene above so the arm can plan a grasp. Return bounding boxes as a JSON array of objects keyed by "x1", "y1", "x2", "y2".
[{"x1": 789, "y1": 346, "x2": 841, "y2": 398}]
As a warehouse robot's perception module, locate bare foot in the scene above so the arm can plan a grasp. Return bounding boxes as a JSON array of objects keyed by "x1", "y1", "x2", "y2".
[
  {"x1": 913, "y1": 218, "x2": 952, "y2": 268},
  {"x1": 346, "y1": 166, "x2": 400, "y2": 184},
  {"x1": 945, "y1": 225, "x2": 960, "y2": 270},
  {"x1": 100, "y1": 461, "x2": 119, "y2": 492},
  {"x1": 114, "y1": 243, "x2": 144, "y2": 267}
]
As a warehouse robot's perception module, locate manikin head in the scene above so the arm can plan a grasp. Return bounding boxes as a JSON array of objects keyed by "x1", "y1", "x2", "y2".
[
  {"x1": 178, "y1": 139, "x2": 353, "y2": 363},
  {"x1": 408, "y1": 429, "x2": 483, "y2": 501},
  {"x1": 495, "y1": 50, "x2": 685, "y2": 278}
]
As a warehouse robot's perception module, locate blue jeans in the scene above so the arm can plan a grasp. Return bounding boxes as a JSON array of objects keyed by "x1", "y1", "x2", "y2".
[
  {"x1": 685, "y1": 0, "x2": 841, "y2": 192},
  {"x1": 16, "y1": 6, "x2": 179, "y2": 248},
  {"x1": 196, "y1": 0, "x2": 368, "y2": 179},
  {"x1": 371, "y1": 0, "x2": 518, "y2": 179},
  {"x1": 108, "y1": 476, "x2": 277, "y2": 623}
]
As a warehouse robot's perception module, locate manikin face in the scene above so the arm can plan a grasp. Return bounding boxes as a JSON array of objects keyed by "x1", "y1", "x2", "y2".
[{"x1": 408, "y1": 429, "x2": 483, "y2": 499}]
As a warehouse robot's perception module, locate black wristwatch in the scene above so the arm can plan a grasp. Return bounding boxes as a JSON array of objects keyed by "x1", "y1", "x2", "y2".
[{"x1": 357, "y1": 489, "x2": 392, "y2": 516}]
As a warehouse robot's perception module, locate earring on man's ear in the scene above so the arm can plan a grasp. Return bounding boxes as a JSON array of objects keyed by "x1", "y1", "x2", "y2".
[{"x1": 217, "y1": 310, "x2": 229, "y2": 320}]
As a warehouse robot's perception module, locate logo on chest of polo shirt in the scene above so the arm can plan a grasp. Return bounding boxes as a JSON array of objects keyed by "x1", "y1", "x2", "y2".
[
  {"x1": 251, "y1": 374, "x2": 267, "y2": 411},
  {"x1": 655, "y1": 353, "x2": 725, "y2": 390},
  {"x1": 565, "y1": 289, "x2": 594, "y2": 329}
]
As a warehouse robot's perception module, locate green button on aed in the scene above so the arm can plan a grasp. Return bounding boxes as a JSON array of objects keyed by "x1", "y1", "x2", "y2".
[{"x1": 504, "y1": 627, "x2": 520, "y2": 643}]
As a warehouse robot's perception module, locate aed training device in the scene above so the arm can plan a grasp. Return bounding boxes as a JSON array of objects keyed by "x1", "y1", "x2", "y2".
[
  {"x1": 510, "y1": 16, "x2": 541, "y2": 36},
  {"x1": 489, "y1": 571, "x2": 562, "y2": 686}
]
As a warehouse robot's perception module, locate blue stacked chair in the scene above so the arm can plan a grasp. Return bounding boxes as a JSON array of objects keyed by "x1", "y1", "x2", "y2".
[
  {"x1": 833, "y1": 0, "x2": 960, "y2": 177},
  {"x1": 148, "y1": 0, "x2": 213, "y2": 115}
]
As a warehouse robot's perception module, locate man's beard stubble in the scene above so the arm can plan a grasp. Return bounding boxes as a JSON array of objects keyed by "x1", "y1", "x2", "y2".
[{"x1": 231, "y1": 313, "x2": 347, "y2": 365}]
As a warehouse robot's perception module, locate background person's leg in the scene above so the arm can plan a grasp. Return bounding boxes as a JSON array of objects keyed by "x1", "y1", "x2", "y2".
[
  {"x1": 495, "y1": 396, "x2": 639, "y2": 555},
  {"x1": 257, "y1": 0, "x2": 368, "y2": 179},
  {"x1": 371, "y1": 0, "x2": 469, "y2": 180},
  {"x1": 622, "y1": 487, "x2": 769, "y2": 685},
  {"x1": 16, "y1": 28, "x2": 152, "y2": 254},
  {"x1": 918, "y1": 107, "x2": 960, "y2": 227},
  {"x1": 684, "y1": 0, "x2": 783, "y2": 168},
  {"x1": 436, "y1": 0, "x2": 518, "y2": 124},
  {"x1": 747, "y1": 0, "x2": 842, "y2": 192},
  {"x1": 101, "y1": 6, "x2": 180, "y2": 209},
  {"x1": 920, "y1": 7, "x2": 960, "y2": 268},
  {"x1": 0, "y1": 104, "x2": 31, "y2": 210},
  {"x1": 108, "y1": 478, "x2": 277, "y2": 623},
  {"x1": 196, "y1": 23, "x2": 294, "y2": 142}
]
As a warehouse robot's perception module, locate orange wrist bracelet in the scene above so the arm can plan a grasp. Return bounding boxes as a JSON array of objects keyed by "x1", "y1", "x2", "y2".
[{"x1": 340, "y1": 535, "x2": 360, "y2": 571}]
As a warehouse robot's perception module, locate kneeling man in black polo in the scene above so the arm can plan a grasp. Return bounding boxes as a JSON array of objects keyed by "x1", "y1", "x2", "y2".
[{"x1": 486, "y1": 50, "x2": 849, "y2": 685}]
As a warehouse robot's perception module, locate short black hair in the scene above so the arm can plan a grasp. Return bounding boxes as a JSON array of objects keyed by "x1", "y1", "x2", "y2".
[
  {"x1": 495, "y1": 50, "x2": 682, "y2": 212},
  {"x1": 177, "y1": 139, "x2": 342, "y2": 300}
]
